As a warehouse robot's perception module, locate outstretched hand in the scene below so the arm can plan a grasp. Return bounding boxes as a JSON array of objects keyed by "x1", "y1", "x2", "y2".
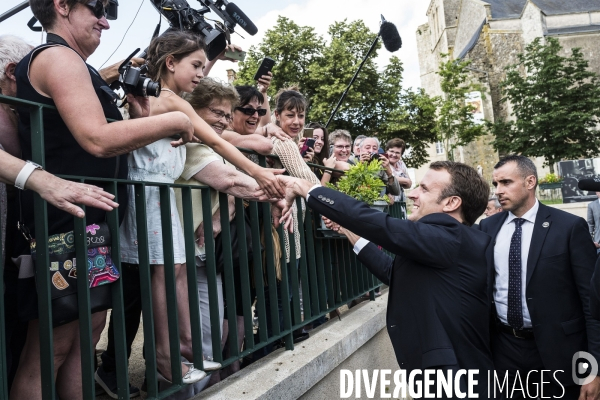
[
  {"x1": 271, "y1": 199, "x2": 293, "y2": 233},
  {"x1": 28, "y1": 172, "x2": 119, "y2": 219},
  {"x1": 253, "y1": 167, "x2": 286, "y2": 199}
]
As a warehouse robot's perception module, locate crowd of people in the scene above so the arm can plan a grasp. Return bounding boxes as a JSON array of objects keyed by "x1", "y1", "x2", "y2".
[
  {"x1": 2, "y1": 2, "x2": 600, "y2": 400},
  {"x1": 0, "y1": 1, "x2": 410, "y2": 398}
]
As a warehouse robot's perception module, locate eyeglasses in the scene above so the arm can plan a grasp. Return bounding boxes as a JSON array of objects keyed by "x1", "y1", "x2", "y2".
[
  {"x1": 208, "y1": 107, "x2": 233, "y2": 123},
  {"x1": 334, "y1": 145, "x2": 351, "y2": 150},
  {"x1": 85, "y1": 0, "x2": 108, "y2": 19},
  {"x1": 235, "y1": 106, "x2": 267, "y2": 117}
]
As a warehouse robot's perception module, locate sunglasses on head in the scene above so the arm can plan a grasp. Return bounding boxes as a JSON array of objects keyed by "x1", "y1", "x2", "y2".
[
  {"x1": 85, "y1": 0, "x2": 109, "y2": 20},
  {"x1": 235, "y1": 106, "x2": 267, "y2": 117}
]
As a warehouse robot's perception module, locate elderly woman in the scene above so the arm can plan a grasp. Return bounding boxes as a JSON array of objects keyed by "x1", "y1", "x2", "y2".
[
  {"x1": 11, "y1": 0, "x2": 196, "y2": 398},
  {"x1": 320, "y1": 129, "x2": 352, "y2": 186},
  {"x1": 385, "y1": 138, "x2": 412, "y2": 207},
  {"x1": 175, "y1": 78, "x2": 287, "y2": 393}
]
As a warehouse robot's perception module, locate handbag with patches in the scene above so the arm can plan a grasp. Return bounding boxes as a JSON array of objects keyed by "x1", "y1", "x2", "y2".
[{"x1": 30, "y1": 222, "x2": 119, "y2": 327}]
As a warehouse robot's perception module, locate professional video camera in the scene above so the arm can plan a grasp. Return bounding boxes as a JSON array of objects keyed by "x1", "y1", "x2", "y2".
[
  {"x1": 149, "y1": 0, "x2": 257, "y2": 60},
  {"x1": 110, "y1": 48, "x2": 161, "y2": 102}
]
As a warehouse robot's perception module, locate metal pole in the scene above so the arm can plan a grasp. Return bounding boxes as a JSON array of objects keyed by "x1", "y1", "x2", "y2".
[
  {"x1": 0, "y1": 1, "x2": 29, "y2": 24},
  {"x1": 325, "y1": 33, "x2": 381, "y2": 129}
]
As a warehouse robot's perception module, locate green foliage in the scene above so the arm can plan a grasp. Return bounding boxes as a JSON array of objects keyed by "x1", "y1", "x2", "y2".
[
  {"x1": 488, "y1": 37, "x2": 600, "y2": 173},
  {"x1": 235, "y1": 17, "x2": 438, "y2": 168},
  {"x1": 379, "y1": 87, "x2": 439, "y2": 168},
  {"x1": 327, "y1": 160, "x2": 388, "y2": 205},
  {"x1": 538, "y1": 173, "x2": 562, "y2": 184},
  {"x1": 436, "y1": 56, "x2": 486, "y2": 161}
]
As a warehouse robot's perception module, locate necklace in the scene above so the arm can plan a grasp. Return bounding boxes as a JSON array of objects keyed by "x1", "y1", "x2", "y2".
[{"x1": 161, "y1": 88, "x2": 177, "y2": 95}]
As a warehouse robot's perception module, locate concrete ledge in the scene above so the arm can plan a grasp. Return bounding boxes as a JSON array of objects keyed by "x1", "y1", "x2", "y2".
[{"x1": 197, "y1": 291, "x2": 389, "y2": 400}]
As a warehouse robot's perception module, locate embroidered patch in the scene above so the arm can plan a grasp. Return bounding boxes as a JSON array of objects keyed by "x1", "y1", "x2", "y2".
[
  {"x1": 68, "y1": 268, "x2": 77, "y2": 279},
  {"x1": 52, "y1": 271, "x2": 69, "y2": 290}
]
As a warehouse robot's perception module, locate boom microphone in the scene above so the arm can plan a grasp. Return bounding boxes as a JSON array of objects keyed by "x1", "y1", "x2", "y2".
[
  {"x1": 380, "y1": 15, "x2": 402, "y2": 52},
  {"x1": 578, "y1": 178, "x2": 600, "y2": 192},
  {"x1": 225, "y1": 2, "x2": 258, "y2": 35}
]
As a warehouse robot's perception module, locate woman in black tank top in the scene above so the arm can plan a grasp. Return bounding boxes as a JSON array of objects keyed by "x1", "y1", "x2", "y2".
[{"x1": 11, "y1": 1, "x2": 196, "y2": 398}]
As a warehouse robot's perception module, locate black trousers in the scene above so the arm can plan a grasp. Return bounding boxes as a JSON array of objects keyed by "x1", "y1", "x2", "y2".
[
  {"x1": 100, "y1": 263, "x2": 142, "y2": 373},
  {"x1": 491, "y1": 328, "x2": 580, "y2": 399}
]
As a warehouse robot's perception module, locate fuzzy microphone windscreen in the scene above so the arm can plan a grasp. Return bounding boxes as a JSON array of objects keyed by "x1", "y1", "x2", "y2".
[{"x1": 380, "y1": 21, "x2": 402, "y2": 52}]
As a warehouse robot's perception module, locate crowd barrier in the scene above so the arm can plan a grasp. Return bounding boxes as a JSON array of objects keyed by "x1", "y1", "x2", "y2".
[{"x1": 0, "y1": 94, "x2": 405, "y2": 399}]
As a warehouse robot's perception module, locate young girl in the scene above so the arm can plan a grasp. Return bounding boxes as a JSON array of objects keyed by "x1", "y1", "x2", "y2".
[{"x1": 119, "y1": 30, "x2": 283, "y2": 384}]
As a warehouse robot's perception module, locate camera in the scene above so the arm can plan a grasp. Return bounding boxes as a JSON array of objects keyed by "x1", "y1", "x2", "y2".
[
  {"x1": 370, "y1": 152, "x2": 388, "y2": 161},
  {"x1": 111, "y1": 48, "x2": 161, "y2": 100},
  {"x1": 121, "y1": 63, "x2": 160, "y2": 98}
]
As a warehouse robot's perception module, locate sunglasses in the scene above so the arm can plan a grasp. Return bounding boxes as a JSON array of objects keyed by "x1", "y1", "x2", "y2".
[
  {"x1": 235, "y1": 107, "x2": 267, "y2": 117},
  {"x1": 85, "y1": 0, "x2": 108, "y2": 19}
]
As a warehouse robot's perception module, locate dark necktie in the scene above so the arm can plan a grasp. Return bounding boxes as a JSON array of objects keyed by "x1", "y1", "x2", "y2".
[{"x1": 507, "y1": 218, "x2": 526, "y2": 329}]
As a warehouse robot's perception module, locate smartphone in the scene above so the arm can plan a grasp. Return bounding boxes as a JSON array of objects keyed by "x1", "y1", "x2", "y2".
[
  {"x1": 300, "y1": 138, "x2": 316, "y2": 157},
  {"x1": 303, "y1": 128, "x2": 314, "y2": 138},
  {"x1": 224, "y1": 50, "x2": 246, "y2": 61},
  {"x1": 254, "y1": 57, "x2": 275, "y2": 81}
]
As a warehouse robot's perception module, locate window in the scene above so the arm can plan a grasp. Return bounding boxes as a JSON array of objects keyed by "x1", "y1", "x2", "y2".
[{"x1": 435, "y1": 141, "x2": 445, "y2": 155}]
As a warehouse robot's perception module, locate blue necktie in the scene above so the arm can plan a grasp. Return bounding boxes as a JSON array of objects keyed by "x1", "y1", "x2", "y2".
[{"x1": 508, "y1": 218, "x2": 526, "y2": 329}]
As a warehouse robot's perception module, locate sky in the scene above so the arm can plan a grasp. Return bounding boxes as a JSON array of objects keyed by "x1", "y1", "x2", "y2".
[{"x1": 0, "y1": 0, "x2": 430, "y2": 89}]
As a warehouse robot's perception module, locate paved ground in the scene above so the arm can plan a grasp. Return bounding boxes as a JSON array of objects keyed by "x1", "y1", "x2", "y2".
[{"x1": 94, "y1": 296, "x2": 373, "y2": 398}]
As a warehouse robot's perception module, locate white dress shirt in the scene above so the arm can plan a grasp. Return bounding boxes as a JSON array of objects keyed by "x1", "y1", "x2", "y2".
[{"x1": 494, "y1": 199, "x2": 539, "y2": 328}]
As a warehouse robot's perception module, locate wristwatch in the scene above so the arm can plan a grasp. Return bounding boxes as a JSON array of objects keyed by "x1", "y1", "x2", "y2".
[{"x1": 15, "y1": 161, "x2": 43, "y2": 190}]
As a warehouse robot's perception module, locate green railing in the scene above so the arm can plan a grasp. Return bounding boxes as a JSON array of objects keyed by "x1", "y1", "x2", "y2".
[{"x1": 0, "y1": 94, "x2": 405, "y2": 399}]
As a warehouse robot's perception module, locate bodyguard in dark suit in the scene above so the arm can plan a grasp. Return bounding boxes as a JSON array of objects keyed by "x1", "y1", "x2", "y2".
[
  {"x1": 279, "y1": 161, "x2": 495, "y2": 398},
  {"x1": 479, "y1": 155, "x2": 600, "y2": 399}
]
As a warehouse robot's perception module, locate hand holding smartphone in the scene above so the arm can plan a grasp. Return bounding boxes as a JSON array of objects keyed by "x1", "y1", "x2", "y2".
[
  {"x1": 300, "y1": 138, "x2": 316, "y2": 157},
  {"x1": 254, "y1": 57, "x2": 276, "y2": 81}
]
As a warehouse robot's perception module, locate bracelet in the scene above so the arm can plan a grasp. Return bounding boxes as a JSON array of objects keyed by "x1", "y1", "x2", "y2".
[
  {"x1": 15, "y1": 161, "x2": 43, "y2": 190},
  {"x1": 324, "y1": 170, "x2": 332, "y2": 174}
]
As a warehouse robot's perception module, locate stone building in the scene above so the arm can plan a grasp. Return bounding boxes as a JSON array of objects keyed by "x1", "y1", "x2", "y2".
[{"x1": 414, "y1": 0, "x2": 600, "y2": 184}]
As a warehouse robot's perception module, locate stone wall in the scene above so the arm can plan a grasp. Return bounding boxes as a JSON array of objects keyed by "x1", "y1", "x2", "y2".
[
  {"x1": 521, "y1": 1, "x2": 546, "y2": 45},
  {"x1": 454, "y1": 0, "x2": 488, "y2": 58},
  {"x1": 554, "y1": 32, "x2": 600, "y2": 76},
  {"x1": 414, "y1": 0, "x2": 600, "y2": 183}
]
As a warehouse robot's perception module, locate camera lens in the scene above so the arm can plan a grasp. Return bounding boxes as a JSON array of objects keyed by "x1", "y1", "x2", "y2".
[{"x1": 138, "y1": 78, "x2": 161, "y2": 98}]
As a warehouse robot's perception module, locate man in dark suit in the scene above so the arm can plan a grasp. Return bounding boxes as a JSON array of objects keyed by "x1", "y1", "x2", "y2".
[
  {"x1": 279, "y1": 161, "x2": 494, "y2": 397},
  {"x1": 479, "y1": 155, "x2": 600, "y2": 399}
]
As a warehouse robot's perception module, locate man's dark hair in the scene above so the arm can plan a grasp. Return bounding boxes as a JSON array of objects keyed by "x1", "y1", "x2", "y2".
[
  {"x1": 430, "y1": 161, "x2": 490, "y2": 226},
  {"x1": 235, "y1": 85, "x2": 264, "y2": 107},
  {"x1": 494, "y1": 155, "x2": 538, "y2": 188}
]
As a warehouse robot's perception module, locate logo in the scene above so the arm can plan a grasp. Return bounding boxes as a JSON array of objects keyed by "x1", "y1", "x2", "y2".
[
  {"x1": 572, "y1": 351, "x2": 598, "y2": 385},
  {"x1": 232, "y1": 11, "x2": 247, "y2": 29}
]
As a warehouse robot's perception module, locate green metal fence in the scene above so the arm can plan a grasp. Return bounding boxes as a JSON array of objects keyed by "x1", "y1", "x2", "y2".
[{"x1": 0, "y1": 94, "x2": 405, "y2": 399}]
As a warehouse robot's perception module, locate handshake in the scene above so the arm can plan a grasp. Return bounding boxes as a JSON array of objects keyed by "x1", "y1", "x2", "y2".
[{"x1": 269, "y1": 175, "x2": 356, "y2": 241}]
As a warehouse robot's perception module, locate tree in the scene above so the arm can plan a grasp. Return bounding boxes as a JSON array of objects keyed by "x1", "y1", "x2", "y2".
[
  {"x1": 235, "y1": 16, "x2": 324, "y2": 97},
  {"x1": 379, "y1": 88, "x2": 439, "y2": 168},
  {"x1": 488, "y1": 37, "x2": 600, "y2": 173},
  {"x1": 234, "y1": 17, "x2": 439, "y2": 168},
  {"x1": 436, "y1": 56, "x2": 487, "y2": 161}
]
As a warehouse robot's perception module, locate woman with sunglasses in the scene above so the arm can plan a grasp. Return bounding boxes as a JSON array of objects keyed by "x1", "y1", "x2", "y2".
[
  {"x1": 11, "y1": 0, "x2": 197, "y2": 398},
  {"x1": 223, "y1": 85, "x2": 274, "y2": 158},
  {"x1": 223, "y1": 83, "x2": 289, "y2": 161}
]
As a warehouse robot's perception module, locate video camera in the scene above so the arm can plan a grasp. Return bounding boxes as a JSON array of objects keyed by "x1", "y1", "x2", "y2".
[{"x1": 150, "y1": 0, "x2": 257, "y2": 60}]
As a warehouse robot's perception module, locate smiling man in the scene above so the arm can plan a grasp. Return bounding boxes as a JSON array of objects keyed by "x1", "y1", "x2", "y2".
[
  {"x1": 278, "y1": 161, "x2": 495, "y2": 398},
  {"x1": 479, "y1": 155, "x2": 600, "y2": 399}
]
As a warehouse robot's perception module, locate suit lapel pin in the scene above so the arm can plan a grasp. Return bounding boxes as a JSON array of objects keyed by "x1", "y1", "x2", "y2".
[{"x1": 542, "y1": 222, "x2": 550, "y2": 228}]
